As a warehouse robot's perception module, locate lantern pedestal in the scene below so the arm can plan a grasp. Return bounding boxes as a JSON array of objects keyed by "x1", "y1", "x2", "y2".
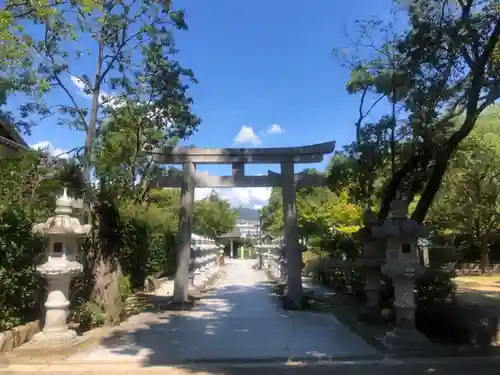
[
  {"x1": 379, "y1": 263, "x2": 431, "y2": 350},
  {"x1": 31, "y1": 261, "x2": 83, "y2": 345}
]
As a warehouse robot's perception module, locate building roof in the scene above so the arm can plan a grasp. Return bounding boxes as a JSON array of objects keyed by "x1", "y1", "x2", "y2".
[
  {"x1": 216, "y1": 227, "x2": 242, "y2": 239},
  {"x1": 0, "y1": 116, "x2": 28, "y2": 150}
]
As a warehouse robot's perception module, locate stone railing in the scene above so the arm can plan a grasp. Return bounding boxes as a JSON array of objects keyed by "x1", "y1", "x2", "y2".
[
  {"x1": 255, "y1": 244, "x2": 285, "y2": 281},
  {"x1": 190, "y1": 235, "x2": 224, "y2": 287},
  {"x1": 455, "y1": 262, "x2": 500, "y2": 275}
]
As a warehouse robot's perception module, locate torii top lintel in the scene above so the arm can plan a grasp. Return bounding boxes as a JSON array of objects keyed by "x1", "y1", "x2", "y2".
[{"x1": 150, "y1": 141, "x2": 335, "y2": 164}]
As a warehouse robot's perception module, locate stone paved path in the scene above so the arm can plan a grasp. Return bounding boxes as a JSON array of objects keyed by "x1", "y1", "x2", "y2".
[{"x1": 67, "y1": 260, "x2": 378, "y2": 365}]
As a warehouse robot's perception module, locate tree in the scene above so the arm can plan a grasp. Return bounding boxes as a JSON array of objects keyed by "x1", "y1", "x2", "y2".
[
  {"x1": 193, "y1": 191, "x2": 238, "y2": 239},
  {"x1": 428, "y1": 105, "x2": 500, "y2": 271},
  {"x1": 0, "y1": 1, "x2": 99, "y2": 125},
  {"x1": 0, "y1": 0, "x2": 201, "y2": 321},
  {"x1": 2, "y1": 0, "x2": 200, "y2": 182},
  {"x1": 260, "y1": 184, "x2": 362, "y2": 244},
  {"x1": 260, "y1": 187, "x2": 283, "y2": 235},
  {"x1": 93, "y1": 104, "x2": 185, "y2": 203},
  {"x1": 333, "y1": 0, "x2": 500, "y2": 223}
]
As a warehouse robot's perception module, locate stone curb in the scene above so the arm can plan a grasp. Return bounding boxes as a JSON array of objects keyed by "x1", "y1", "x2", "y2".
[
  {"x1": 1, "y1": 268, "x2": 228, "y2": 367},
  {"x1": 0, "y1": 321, "x2": 41, "y2": 353},
  {"x1": 1, "y1": 325, "x2": 113, "y2": 365},
  {"x1": 4, "y1": 354, "x2": 500, "y2": 372}
]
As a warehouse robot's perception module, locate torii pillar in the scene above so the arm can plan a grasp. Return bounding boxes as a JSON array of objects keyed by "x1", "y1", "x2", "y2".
[
  {"x1": 281, "y1": 161, "x2": 303, "y2": 309},
  {"x1": 173, "y1": 161, "x2": 195, "y2": 303}
]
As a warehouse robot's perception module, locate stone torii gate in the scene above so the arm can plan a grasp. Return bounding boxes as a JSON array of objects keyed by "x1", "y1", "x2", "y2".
[{"x1": 149, "y1": 141, "x2": 335, "y2": 308}]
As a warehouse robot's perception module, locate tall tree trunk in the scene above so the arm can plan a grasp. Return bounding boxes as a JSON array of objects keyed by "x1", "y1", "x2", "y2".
[
  {"x1": 83, "y1": 37, "x2": 104, "y2": 182},
  {"x1": 479, "y1": 242, "x2": 490, "y2": 274},
  {"x1": 377, "y1": 151, "x2": 429, "y2": 221},
  {"x1": 86, "y1": 35, "x2": 123, "y2": 322},
  {"x1": 480, "y1": 245, "x2": 490, "y2": 274}
]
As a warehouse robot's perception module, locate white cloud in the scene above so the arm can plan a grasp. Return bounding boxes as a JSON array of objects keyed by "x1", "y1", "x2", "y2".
[
  {"x1": 234, "y1": 125, "x2": 261, "y2": 146},
  {"x1": 70, "y1": 76, "x2": 124, "y2": 109},
  {"x1": 267, "y1": 124, "x2": 283, "y2": 134},
  {"x1": 30, "y1": 141, "x2": 69, "y2": 159},
  {"x1": 70, "y1": 76, "x2": 90, "y2": 97},
  {"x1": 100, "y1": 94, "x2": 125, "y2": 109},
  {"x1": 195, "y1": 187, "x2": 271, "y2": 208}
]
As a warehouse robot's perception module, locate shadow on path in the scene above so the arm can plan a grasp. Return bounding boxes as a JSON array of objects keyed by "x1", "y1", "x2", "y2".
[{"x1": 69, "y1": 261, "x2": 379, "y2": 369}]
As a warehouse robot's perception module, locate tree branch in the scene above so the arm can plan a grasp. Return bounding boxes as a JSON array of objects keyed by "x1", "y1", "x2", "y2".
[{"x1": 411, "y1": 21, "x2": 500, "y2": 223}]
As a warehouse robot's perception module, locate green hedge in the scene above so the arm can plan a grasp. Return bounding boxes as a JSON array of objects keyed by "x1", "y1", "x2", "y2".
[
  {"x1": 0, "y1": 206, "x2": 45, "y2": 331},
  {"x1": 118, "y1": 208, "x2": 176, "y2": 290}
]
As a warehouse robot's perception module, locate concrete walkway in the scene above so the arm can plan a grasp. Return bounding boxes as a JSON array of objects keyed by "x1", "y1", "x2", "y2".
[{"x1": 67, "y1": 260, "x2": 378, "y2": 365}]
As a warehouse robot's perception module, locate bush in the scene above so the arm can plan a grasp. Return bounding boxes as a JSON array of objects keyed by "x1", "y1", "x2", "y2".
[
  {"x1": 417, "y1": 269, "x2": 456, "y2": 304},
  {"x1": 320, "y1": 233, "x2": 361, "y2": 261},
  {"x1": 120, "y1": 215, "x2": 151, "y2": 290},
  {"x1": 378, "y1": 268, "x2": 463, "y2": 342},
  {"x1": 0, "y1": 206, "x2": 45, "y2": 331},
  {"x1": 76, "y1": 300, "x2": 106, "y2": 330},
  {"x1": 416, "y1": 301, "x2": 500, "y2": 346},
  {"x1": 379, "y1": 268, "x2": 456, "y2": 307},
  {"x1": 414, "y1": 269, "x2": 500, "y2": 346},
  {"x1": 306, "y1": 257, "x2": 365, "y2": 295},
  {"x1": 119, "y1": 212, "x2": 175, "y2": 289},
  {"x1": 118, "y1": 275, "x2": 132, "y2": 302}
]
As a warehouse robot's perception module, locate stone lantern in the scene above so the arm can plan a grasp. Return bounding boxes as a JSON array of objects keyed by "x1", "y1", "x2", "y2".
[
  {"x1": 372, "y1": 197, "x2": 430, "y2": 349},
  {"x1": 354, "y1": 207, "x2": 385, "y2": 322},
  {"x1": 31, "y1": 188, "x2": 91, "y2": 345}
]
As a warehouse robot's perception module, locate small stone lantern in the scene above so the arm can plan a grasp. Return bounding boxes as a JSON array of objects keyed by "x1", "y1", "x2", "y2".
[
  {"x1": 372, "y1": 198, "x2": 431, "y2": 349},
  {"x1": 354, "y1": 207, "x2": 385, "y2": 322},
  {"x1": 31, "y1": 188, "x2": 91, "y2": 345}
]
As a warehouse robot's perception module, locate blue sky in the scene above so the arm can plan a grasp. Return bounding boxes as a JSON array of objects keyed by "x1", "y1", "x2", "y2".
[{"x1": 17, "y1": 0, "x2": 396, "y2": 208}]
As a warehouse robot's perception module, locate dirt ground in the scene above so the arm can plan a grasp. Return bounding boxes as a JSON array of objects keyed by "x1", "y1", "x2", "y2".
[{"x1": 454, "y1": 275, "x2": 500, "y2": 308}]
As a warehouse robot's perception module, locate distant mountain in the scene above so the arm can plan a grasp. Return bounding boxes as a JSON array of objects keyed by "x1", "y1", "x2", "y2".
[{"x1": 237, "y1": 207, "x2": 260, "y2": 221}]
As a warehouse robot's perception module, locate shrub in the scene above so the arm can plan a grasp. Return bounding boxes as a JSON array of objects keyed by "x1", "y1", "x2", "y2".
[
  {"x1": 117, "y1": 200, "x2": 176, "y2": 289},
  {"x1": 76, "y1": 300, "x2": 106, "y2": 330},
  {"x1": 120, "y1": 215, "x2": 151, "y2": 290},
  {"x1": 379, "y1": 269, "x2": 456, "y2": 312},
  {"x1": 306, "y1": 257, "x2": 365, "y2": 295},
  {"x1": 118, "y1": 275, "x2": 132, "y2": 302},
  {"x1": 417, "y1": 268, "x2": 456, "y2": 305},
  {"x1": 0, "y1": 206, "x2": 44, "y2": 331},
  {"x1": 320, "y1": 232, "x2": 361, "y2": 261}
]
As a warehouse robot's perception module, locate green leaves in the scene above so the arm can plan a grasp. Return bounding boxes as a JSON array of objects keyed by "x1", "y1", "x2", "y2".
[
  {"x1": 193, "y1": 192, "x2": 238, "y2": 239},
  {"x1": 335, "y1": 0, "x2": 500, "y2": 220},
  {"x1": 169, "y1": 10, "x2": 187, "y2": 30},
  {"x1": 428, "y1": 105, "x2": 500, "y2": 246},
  {"x1": 0, "y1": 205, "x2": 45, "y2": 331},
  {"x1": 1, "y1": 0, "x2": 199, "y2": 185},
  {"x1": 260, "y1": 184, "x2": 362, "y2": 241}
]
